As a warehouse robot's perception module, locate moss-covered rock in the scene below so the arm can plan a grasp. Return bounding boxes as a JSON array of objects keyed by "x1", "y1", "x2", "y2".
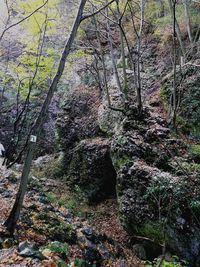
[
  {"x1": 65, "y1": 138, "x2": 116, "y2": 203},
  {"x1": 111, "y1": 106, "x2": 200, "y2": 264}
]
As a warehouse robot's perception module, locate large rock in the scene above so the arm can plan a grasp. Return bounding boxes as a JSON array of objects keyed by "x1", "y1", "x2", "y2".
[
  {"x1": 57, "y1": 86, "x2": 102, "y2": 168},
  {"x1": 111, "y1": 105, "x2": 200, "y2": 264},
  {"x1": 66, "y1": 138, "x2": 116, "y2": 203}
]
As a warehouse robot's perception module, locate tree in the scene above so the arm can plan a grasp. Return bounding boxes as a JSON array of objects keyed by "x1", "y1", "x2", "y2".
[
  {"x1": 168, "y1": 0, "x2": 186, "y2": 57},
  {"x1": 136, "y1": 0, "x2": 145, "y2": 112},
  {"x1": 127, "y1": 0, "x2": 145, "y2": 112},
  {"x1": 106, "y1": 0, "x2": 123, "y2": 95},
  {"x1": 183, "y1": 0, "x2": 192, "y2": 42},
  {"x1": 4, "y1": 0, "x2": 88, "y2": 235},
  {"x1": 0, "y1": 0, "x2": 49, "y2": 42},
  {"x1": 4, "y1": 0, "x2": 115, "y2": 235}
]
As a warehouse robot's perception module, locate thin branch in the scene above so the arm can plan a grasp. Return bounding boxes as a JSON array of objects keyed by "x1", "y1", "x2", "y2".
[
  {"x1": 81, "y1": 0, "x2": 115, "y2": 21},
  {"x1": 0, "y1": 0, "x2": 48, "y2": 41}
]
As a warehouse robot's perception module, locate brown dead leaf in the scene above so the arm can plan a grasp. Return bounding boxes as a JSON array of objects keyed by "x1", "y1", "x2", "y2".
[{"x1": 42, "y1": 259, "x2": 58, "y2": 267}]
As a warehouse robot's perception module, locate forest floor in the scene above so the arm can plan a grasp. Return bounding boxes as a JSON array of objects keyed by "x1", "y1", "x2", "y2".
[{"x1": 0, "y1": 158, "x2": 142, "y2": 267}]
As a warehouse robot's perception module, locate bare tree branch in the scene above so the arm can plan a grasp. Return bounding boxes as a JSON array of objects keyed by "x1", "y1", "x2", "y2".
[
  {"x1": 0, "y1": 0, "x2": 48, "y2": 41},
  {"x1": 81, "y1": 0, "x2": 115, "y2": 21}
]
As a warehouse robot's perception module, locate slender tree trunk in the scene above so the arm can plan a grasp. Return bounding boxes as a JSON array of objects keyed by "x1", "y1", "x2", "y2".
[
  {"x1": 116, "y1": 1, "x2": 128, "y2": 97},
  {"x1": 106, "y1": 0, "x2": 123, "y2": 94},
  {"x1": 168, "y1": 0, "x2": 186, "y2": 57},
  {"x1": 4, "y1": 0, "x2": 87, "y2": 234},
  {"x1": 94, "y1": 14, "x2": 111, "y2": 106},
  {"x1": 183, "y1": 0, "x2": 192, "y2": 42},
  {"x1": 136, "y1": 0, "x2": 145, "y2": 112},
  {"x1": 4, "y1": 141, "x2": 35, "y2": 234},
  {"x1": 172, "y1": 0, "x2": 177, "y2": 128}
]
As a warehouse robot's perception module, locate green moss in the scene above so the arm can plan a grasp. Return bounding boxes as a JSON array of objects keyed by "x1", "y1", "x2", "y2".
[
  {"x1": 74, "y1": 258, "x2": 86, "y2": 267},
  {"x1": 46, "y1": 191, "x2": 88, "y2": 217},
  {"x1": 135, "y1": 222, "x2": 173, "y2": 247},
  {"x1": 32, "y1": 158, "x2": 65, "y2": 179},
  {"x1": 179, "y1": 161, "x2": 200, "y2": 173},
  {"x1": 190, "y1": 144, "x2": 200, "y2": 156},
  {"x1": 44, "y1": 160, "x2": 65, "y2": 179},
  {"x1": 176, "y1": 116, "x2": 191, "y2": 135},
  {"x1": 44, "y1": 241, "x2": 69, "y2": 256},
  {"x1": 35, "y1": 210, "x2": 76, "y2": 243},
  {"x1": 143, "y1": 256, "x2": 188, "y2": 267},
  {"x1": 160, "y1": 85, "x2": 169, "y2": 111},
  {"x1": 135, "y1": 222, "x2": 165, "y2": 244},
  {"x1": 112, "y1": 153, "x2": 131, "y2": 171}
]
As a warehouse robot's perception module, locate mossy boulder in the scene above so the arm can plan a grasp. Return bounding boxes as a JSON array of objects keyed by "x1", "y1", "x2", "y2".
[
  {"x1": 56, "y1": 87, "x2": 102, "y2": 169},
  {"x1": 111, "y1": 106, "x2": 200, "y2": 264},
  {"x1": 65, "y1": 138, "x2": 116, "y2": 203}
]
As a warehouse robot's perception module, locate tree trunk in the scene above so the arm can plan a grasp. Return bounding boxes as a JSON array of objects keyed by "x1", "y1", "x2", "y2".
[
  {"x1": 4, "y1": 0, "x2": 87, "y2": 234},
  {"x1": 172, "y1": 0, "x2": 177, "y2": 128},
  {"x1": 116, "y1": 1, "x2": 128, "y2": 97},
  {"x1": 106, "y1": 0, "x2": 123, "y2": 95},
  {"x1": 136, "y1": 0, "x2": 145, "y2": 112},
  {"x1": 94, "y1": 14, "x2": 111, "y2": 106},
  {"x1": 4, "y1": 141, "x2": 35, "y2": 234},
  {"x1": 168, "y1": 0, "x2": 186, "y2": 57},
  {"x1": 183, "y1": 0, "x2": 192, "y2": 42}
]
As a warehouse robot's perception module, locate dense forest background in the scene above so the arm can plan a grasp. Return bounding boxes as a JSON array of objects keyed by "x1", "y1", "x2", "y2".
[{"x1": 0, "y1": 0, "x2": 200, "y2": 266}]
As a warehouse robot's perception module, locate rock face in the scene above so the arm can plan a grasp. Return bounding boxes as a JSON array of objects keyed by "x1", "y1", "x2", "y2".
[
  {"x1": 98, "y1": 85, "x2": 125, "y2": 135},
  {"x1": 57, "y1": 86, "x2": 102, "y2": 167},
  {"x1": 110, "y1": 105, "x2": 200, "y2": 264},
  {"x1": 66, "y1": 138, "x2": 116, "y2": 203},
  {"x1": 57, "y1": 87, "x2": 116, "y2": 202}
]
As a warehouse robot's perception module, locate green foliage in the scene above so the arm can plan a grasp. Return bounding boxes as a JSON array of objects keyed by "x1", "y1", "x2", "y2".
[
  {"x1": 74, "y1": 258, "x2": 87, "y2": 267},
  {"x1": 190, "y1": 199, "x2": 200, "y2": 212},
  {"x1": 44, "y1": 159, "x2": 65, "y2": 179},
  {"x1": 57, "y1": 260, "x2": 68, "y2": 267},
  {"x1": 178, "y1": 161, "x2": 200, "y2": 173},
  {"x1": 112, "y1": 153, "x2": 131, "y2": 171},
  {"x1": 190, "y1": 144, "x2": 200, "y2": 156},
  {"x1": 68, "y1": 49, "x2": 92, "y2": 63},
  {"x1": 17, "y1": 0, "x2": 59, "y2": 35},
  {"x1": 35, "y1": 209, "x2": 76, "y2": 243},
  {"x1": 32, "y1": 158, "x2": 65, "y2": 179},
  {"x1": 144, "y1": 175, "x2": 174, "y2": 214},
  {"x1": 181, "y1": 77, "x2": 200, "y2": 136},
  {"x1": 46, "y1": 187, "x2": 88, "y2": 217},
  {"x1": 135, "y1": 222, "x2": 166, "y2": 244},
  {"x1": 45, "y1": 241, "x2": 69, "y2": 255},
  {"x1": 6, "y1": 0, "x2": 61, "y2": 100},
  {"x1": 144, "y1": 255, "x2": 188, "y2": 267},
  {"x1": 160, "y1": 85, "x2": 169, "y2": 110},
  {"x1": 11, "y1": 46, "x2": 57, "y2": 98},
  {"x1": 161, "y1": 66, "x2": 200, "y2": 137}
]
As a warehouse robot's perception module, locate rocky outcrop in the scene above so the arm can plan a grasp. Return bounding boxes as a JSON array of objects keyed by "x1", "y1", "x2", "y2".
[
  {"x1": 66, "y1": 138, "x2": 116, "y2": 203},
  {"x1": 57, "y1": 86, "x2": 102, "y2": 167},
  {"x1": 57, "y1": 87, "x2": 117, "y2": 202},
  {"x1": 109, "y1": 105, "x2": 200, "y2": 264},
  {"x1": 98, "y1": 83, "x2": 125, "y2": 135}
]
